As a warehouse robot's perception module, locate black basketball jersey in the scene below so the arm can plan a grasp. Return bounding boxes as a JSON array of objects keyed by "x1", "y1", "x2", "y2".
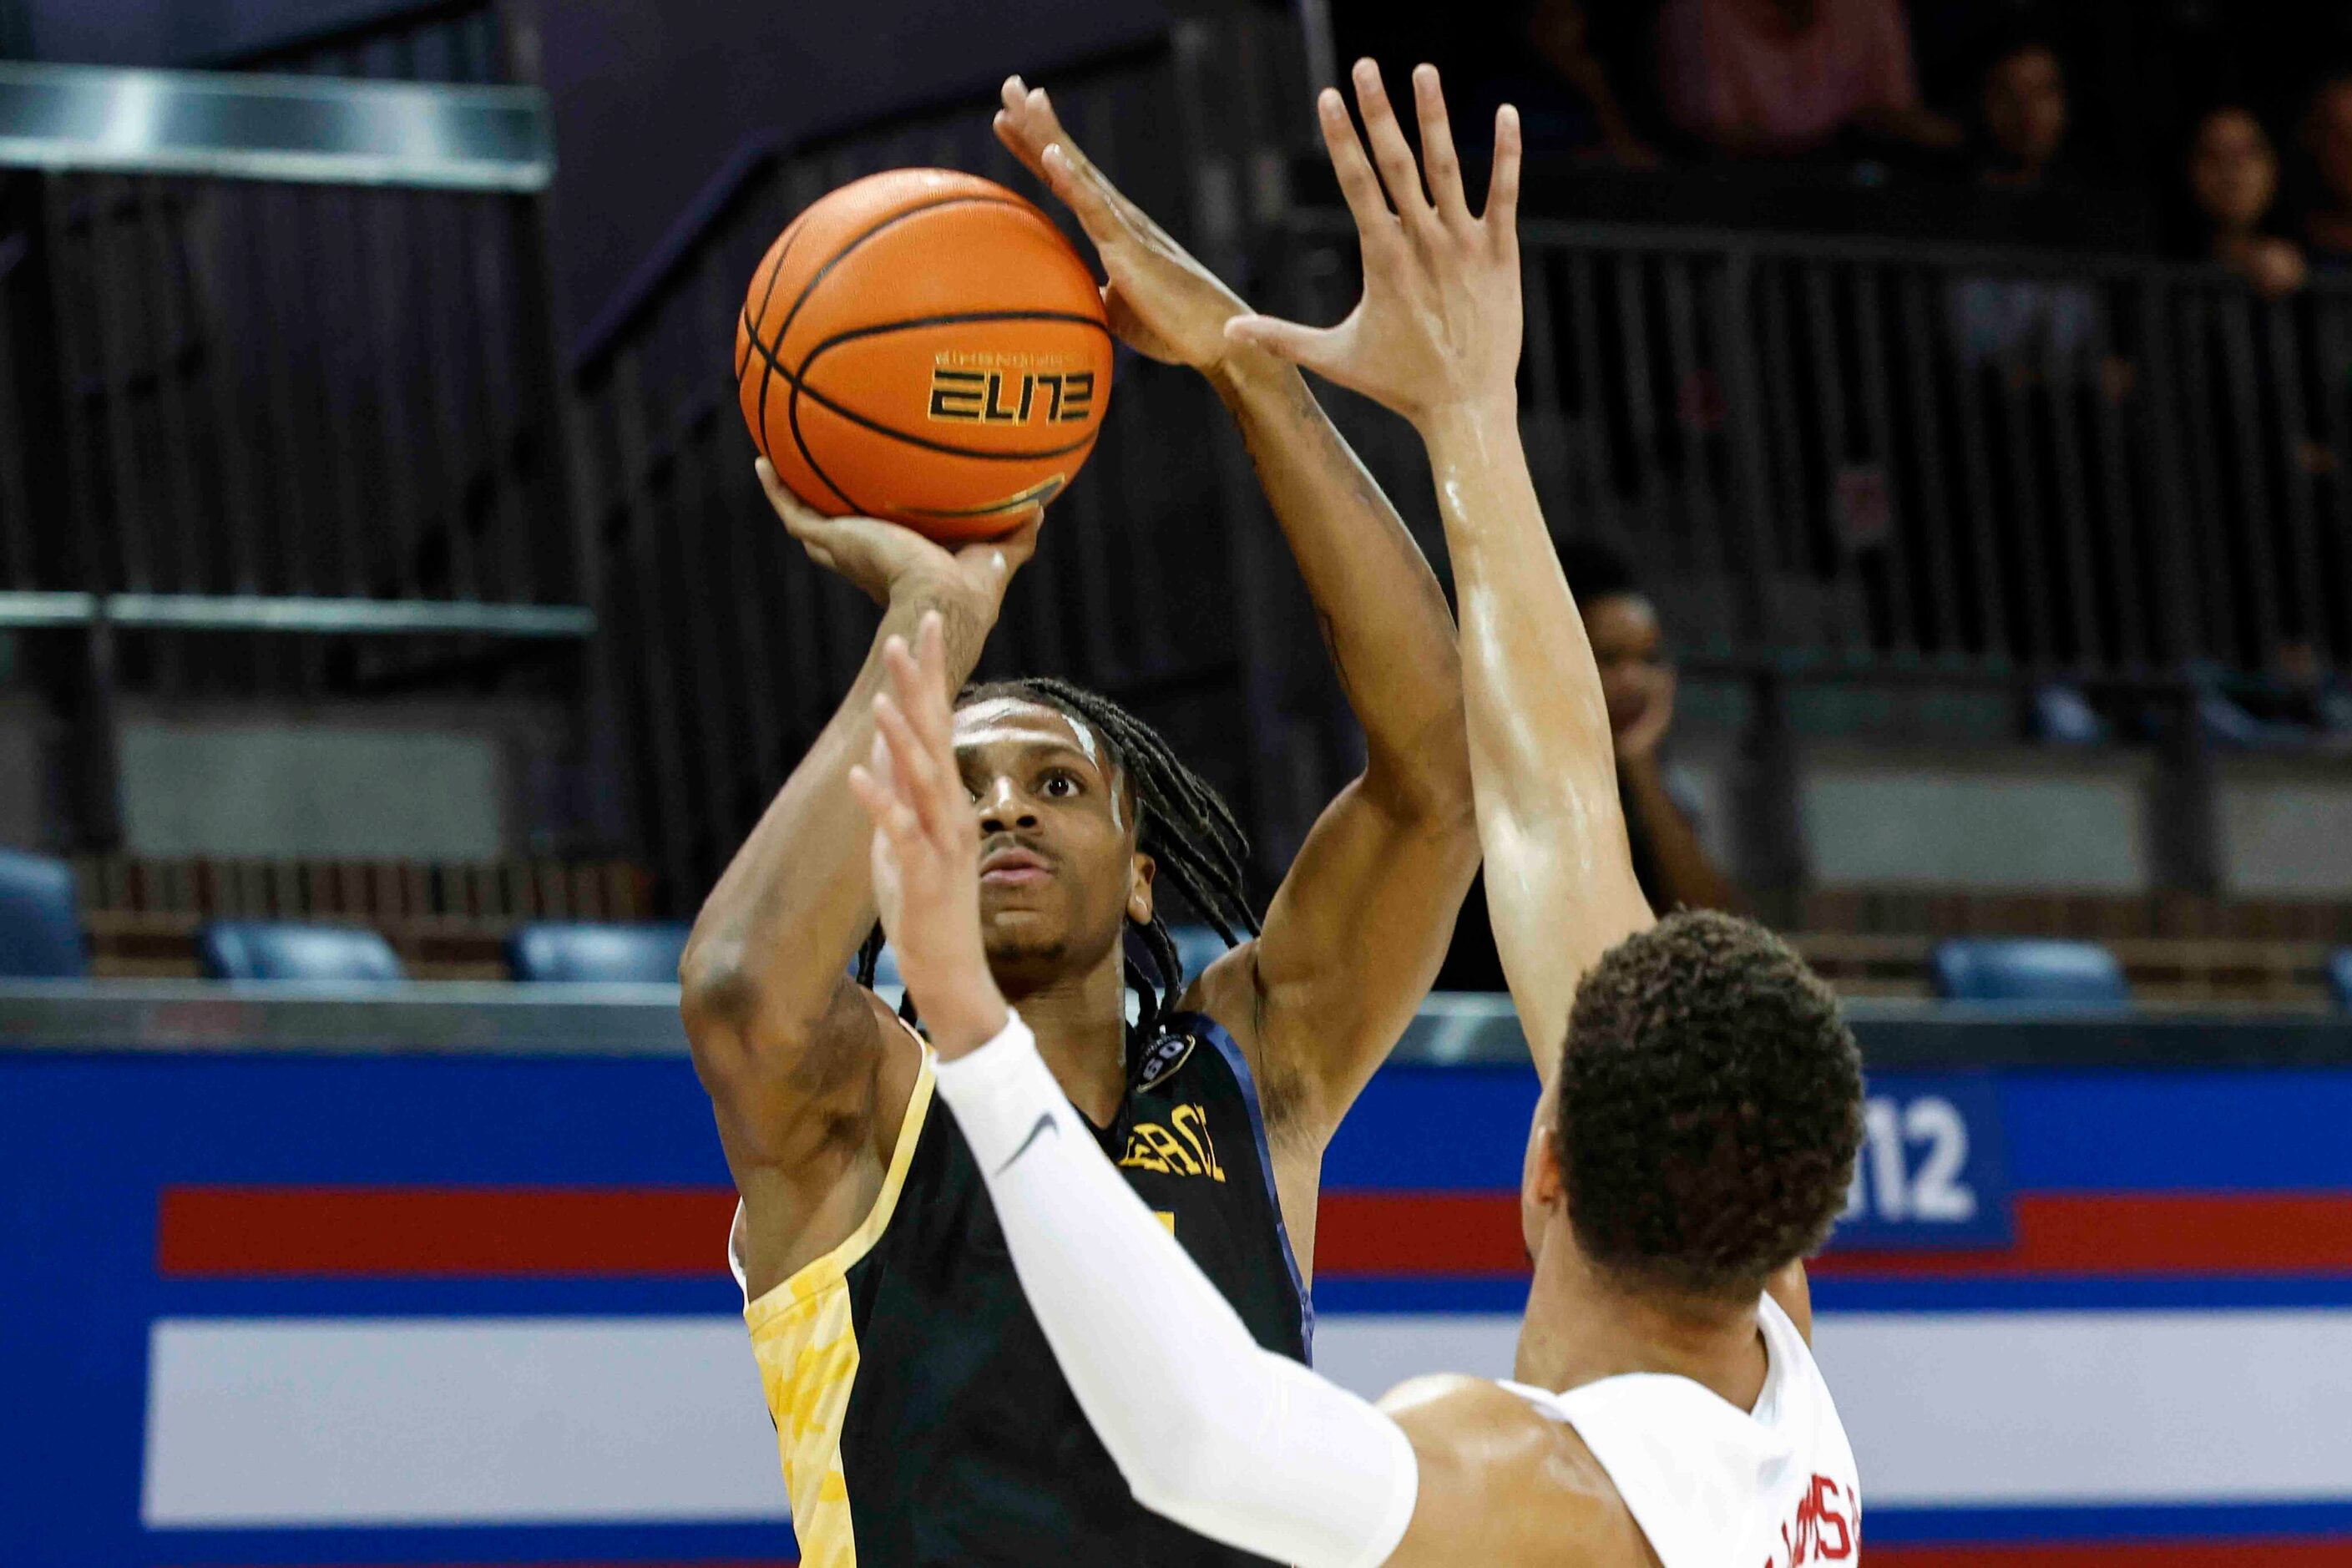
[{"x1": 740, "y1": 1011, "x2": 1311, "y2": 1568}]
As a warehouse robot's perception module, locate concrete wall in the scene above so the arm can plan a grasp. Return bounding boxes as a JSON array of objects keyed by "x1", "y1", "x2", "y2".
[
  {"x1": 2219, "y1": 762, "x2": 2352, "y2": 898},
  {"x1": 112, "y1": 700, "x2": 574, "y2": 862},
  {"x1": 1797, "y1": 746, "x2": 2154, "y2": 891}
]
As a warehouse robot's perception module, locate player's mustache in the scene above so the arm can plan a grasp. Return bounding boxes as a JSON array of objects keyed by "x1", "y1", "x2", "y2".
[{"x1": 979, "y1": 832, "x2": 1056, "y2": 868}]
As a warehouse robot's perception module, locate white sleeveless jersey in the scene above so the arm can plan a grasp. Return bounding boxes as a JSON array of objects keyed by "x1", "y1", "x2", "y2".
[{"x1": 1500, "y1": 1295, "x2": 1862, "y2": 1568}]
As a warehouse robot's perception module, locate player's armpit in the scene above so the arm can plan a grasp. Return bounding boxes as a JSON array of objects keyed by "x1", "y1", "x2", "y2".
[
  {"x1": 694, "y1": 981, "x2": 925, "y2": 1301},
  {"x1": 1380, "y1": 1378, "x2": 1655, "y2": 1568},
  {"x1": 1190, "y1": 771, "x2": 1479, "y2": 1148}
]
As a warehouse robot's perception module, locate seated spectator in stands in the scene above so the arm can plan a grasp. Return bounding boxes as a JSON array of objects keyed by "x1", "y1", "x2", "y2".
[
  {"x1": 1657, "y1": 0, "x2": 1961, "y2": 160},
  {"x1": 1975, "y1": 33, "x2": 2070, "y2": 188},
  {"x1": 2301, "y1": 73, "x2": 2352, "y2": 266},
  {"x1": 1438, "y1": 542, "x2": 1742, "y2": 990},
  {"x1": 2186, "y1": 106, "x2": 2307, "y2": 297},
  {"x1": 1950, "y1": 36, "x2": 2117, "y2": 390},
  {"x1": 1524, "y1": 0, "x2": 1662, "y2": 165}
]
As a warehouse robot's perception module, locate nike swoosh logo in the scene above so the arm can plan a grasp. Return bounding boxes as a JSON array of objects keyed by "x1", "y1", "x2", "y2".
[{"x1": 994, "y1": 1111, "x2": 1060, "y2": 1176}]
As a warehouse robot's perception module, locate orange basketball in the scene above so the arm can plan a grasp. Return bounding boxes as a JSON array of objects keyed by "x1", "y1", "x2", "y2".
[{"x1": 736, "y1": 169, "x2": 1114, "y2": 543}]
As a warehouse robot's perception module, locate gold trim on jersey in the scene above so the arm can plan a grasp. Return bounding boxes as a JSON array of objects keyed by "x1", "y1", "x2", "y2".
[{"x1": 743, "y1": 1045, "x2": 937, "y2": 1568}]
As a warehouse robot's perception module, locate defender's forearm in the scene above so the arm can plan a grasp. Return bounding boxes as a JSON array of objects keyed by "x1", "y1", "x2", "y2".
[{"x1": 1421, "y1": 403, "x2": 1651, "y2": 1066}]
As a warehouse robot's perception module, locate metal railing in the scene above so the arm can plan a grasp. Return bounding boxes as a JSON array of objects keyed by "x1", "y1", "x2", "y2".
[
  {"x1": 1267, "y1": 214, "x2": 2352, "y2": 684},
  {"x1": 0, "y1": 14, "x2": 593, "y2": 851}
]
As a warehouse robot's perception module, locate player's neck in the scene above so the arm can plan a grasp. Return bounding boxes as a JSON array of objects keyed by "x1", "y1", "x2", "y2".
[
  {"x1": 1517, "y1": 1241, "x2": 1769, "y2": 1414},
  {"x1": 1001, "y1": 951, "x2": 1130, "y2": 1130}
]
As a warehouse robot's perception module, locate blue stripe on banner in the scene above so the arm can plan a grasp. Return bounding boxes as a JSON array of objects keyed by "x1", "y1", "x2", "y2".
[
  {"x1": 1314, "y1": 1277, "x2": 1532, "y2": 1314},
  {"x1": 1868, "y1": 1501, "x2": 2352, "y2": 1545},
  {"x1": 1333, "y1": 1065, "x2": 2352, "y2": 1195},
  {"x1": 2000, "y1": 1070, "x2": 2352, "y2": 1192},
  {"x1": 1323, "y1": 1066, "x2": 1540, "y2": 1191},
  {"x1": 143, "y1": 1520, "x2": 800, "y2": 1565},
  {"x1": 1809, "y1": 1275, "x2": 2352, "y2": 1313}
]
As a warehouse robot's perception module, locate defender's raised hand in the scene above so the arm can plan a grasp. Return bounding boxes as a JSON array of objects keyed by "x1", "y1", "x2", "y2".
[
  {"x1": 995, "y1": 76, "x2": 1257, "y2": 372},
  {"x1": 1227, "y1": 63, "x2": 1523, "y2": 432},
  {"x1": 845, "y1": 613, "x2": 1009, "y2": 1057}
]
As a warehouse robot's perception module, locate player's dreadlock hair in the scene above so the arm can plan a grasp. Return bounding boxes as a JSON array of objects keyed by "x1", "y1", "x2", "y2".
[{"x1": 853, "y1": 675, "x2": 1259, "y2": 1042}]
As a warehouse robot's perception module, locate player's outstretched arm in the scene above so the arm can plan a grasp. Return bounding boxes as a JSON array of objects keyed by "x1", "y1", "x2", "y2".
[
  {"x1": 851, "y1": 627, "x2": 1608, "y2": 1568},
  {"x1": 678, "y1": 463, "x2": 1037, "y2": 1298},
  {"x1": 1227, "y1": 64, "x2": 1653, "y2": 1083},
  {"x1": 997, "y1": 79, "x2": 1478, "y2": 1141}
]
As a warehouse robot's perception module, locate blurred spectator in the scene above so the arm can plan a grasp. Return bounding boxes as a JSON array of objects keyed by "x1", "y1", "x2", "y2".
[
  {"x1": 1975, "y1": 33, "x2": 2070, "y2": 187},
  {"x1": 1523, "y1": 0, "x2": 1661, "y2": 165},
  {"x1": 2301, "y1": 73, "x2": 2352, "y2": 265},
  {"x1": 2185, "y1": 105, "x2": 2307, "y2": 296},
  {"x1": 1657, "y1": 0, "x2": 1961, "y2": 160},
  {"x1": 1439, "y1": 541, "x2": 1742, "y2": 992}
]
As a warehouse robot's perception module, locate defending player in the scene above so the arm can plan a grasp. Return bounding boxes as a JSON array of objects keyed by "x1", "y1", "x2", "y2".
[
  {"x1": 854, "y1": 63, "x2": 1867, "y2": 1568},
  {"x1": 679, "y1": 74, "x2": 1481, "y2": 1566}
]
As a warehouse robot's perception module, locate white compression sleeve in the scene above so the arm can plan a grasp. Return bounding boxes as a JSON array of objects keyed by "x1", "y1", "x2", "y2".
[{"x1": 933, "y1": 1013, "x2": 1419, "y2": 1568}]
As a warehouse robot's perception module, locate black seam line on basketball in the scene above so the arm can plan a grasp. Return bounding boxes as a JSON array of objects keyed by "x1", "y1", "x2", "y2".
[
  {"x1": 898, "y1": 474, "x2": 1070, "y2": 520},
  {"x1": 754, "y1": 192, "x2": 1030, "y2": 472},
  {"x1": 738, "y1": 218, "x2": 805, "y2": 382},
  {"x1": 741, "y1": 316, "x2": 1105, "y2": 464},
  {"x1": 993, "y1": 1111, "x2": 1060, "y2": 1176}
]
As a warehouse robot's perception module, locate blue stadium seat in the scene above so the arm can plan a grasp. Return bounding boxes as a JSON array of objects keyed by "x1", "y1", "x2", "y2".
[
  {"x1": 0, "y1": 848, "x2": 88, "y2": 979},
  {"x1": 508, "y1": 922, "x2": 693, "y2": 984},
  {"x1": 200, "y1": 921, "x2": 406, "y2": 983},
  {"x1": 1930, "y1": 938, "x2": 2127, "y2": 1007},
  {"x1": 2030, "y1": 684, "x2": 2109, "y2": 747},
  {"x1": 2329, "y1": 951, "x2": 2352, "y2": 1014}
]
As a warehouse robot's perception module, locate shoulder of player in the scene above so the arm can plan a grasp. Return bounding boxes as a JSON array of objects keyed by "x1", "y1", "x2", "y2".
[{"x1": 1381, "y1": 1377, "x2": 1650, "y2": 1568}]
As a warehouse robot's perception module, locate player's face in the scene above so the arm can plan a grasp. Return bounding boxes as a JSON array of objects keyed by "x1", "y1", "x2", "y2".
[
  {"x1": 952, "y1": 698, "x2": 1148, "y2": 980},
  {"x1": 1582, "y1": 593, "x2": 1665, "y2": 737}
]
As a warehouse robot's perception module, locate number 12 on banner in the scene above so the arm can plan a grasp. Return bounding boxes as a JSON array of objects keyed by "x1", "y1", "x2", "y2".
[{"x1": 1832, "y1": 1073, "x2": 2015, "y2": 1250}]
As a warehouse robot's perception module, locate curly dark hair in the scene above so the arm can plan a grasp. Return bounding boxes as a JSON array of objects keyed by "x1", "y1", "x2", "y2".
[
  {"x1": 1556, "y1": 910, "x2": 1864, "y2": 1303},
  {"x1": 854, "y1": 675, "x2": 1260, "y2": 1040}
]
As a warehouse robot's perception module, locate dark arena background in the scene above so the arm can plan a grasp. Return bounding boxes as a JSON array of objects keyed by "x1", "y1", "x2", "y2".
[{"x1": 3, "y1": 1, "x2": 2351, "y2": 1564}]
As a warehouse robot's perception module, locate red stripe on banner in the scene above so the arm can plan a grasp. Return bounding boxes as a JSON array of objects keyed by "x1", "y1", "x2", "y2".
[
  {"x1": 1816, "y1": 1194, "x2": 2352, "y2": 1278},
  {"x1": 1317, "y1": 1192, "x2": 1529, "y2": 1276},
  {"x1": 171, "y1": 1562, "x2": 798, "y2": 1567},
  {"x1": 156, "y1": 1186, "x2": 738, "y2": 1277},
  {"x1": 1874, "y1": 1545, "x2": 2352, "y2": 1566},
  {"x1": 156, "y1": 1186, "x2": 2352, "y2": 1280},
  {"x1": 1316, "y1": 1191, "x2": 2352, "y2": 1279}
]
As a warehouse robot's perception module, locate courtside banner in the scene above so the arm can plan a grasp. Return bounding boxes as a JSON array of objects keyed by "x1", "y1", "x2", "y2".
[{"x1": 3, "y1": 1045, "x2": 2349, "y2": 1566}]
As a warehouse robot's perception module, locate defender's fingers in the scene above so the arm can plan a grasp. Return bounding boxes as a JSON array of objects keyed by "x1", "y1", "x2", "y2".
[
  {"x1": 873, "y1": 693, "x2": 947, "y2": 824},
  {"x1": 913, "y1": 613, "x2": 954, "y2": 748},
  {"x1": 1316, "y1": 89, "x2": 1393, "y2": 240},
  {"x1": 1411, "y1": 64, "x2": 1469, "y2": 223},
  {"x1": 1039, "y1": 145, "x2": 1123, "y2": 238},
  {"x1": 883, "y1": 623, "x2": 949, "y2": 757},
  {"x1": 1486, "y1": 104, "x2": 1523, "y2": 236},
  {"x1": 1350, "y1": 59, "x2": 1434, "y2": 226}
]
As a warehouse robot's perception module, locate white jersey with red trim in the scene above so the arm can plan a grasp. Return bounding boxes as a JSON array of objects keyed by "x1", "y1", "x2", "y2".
[{"x1": 1500, "y1": 1293, "x2": 1862, "y2": 1568}]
